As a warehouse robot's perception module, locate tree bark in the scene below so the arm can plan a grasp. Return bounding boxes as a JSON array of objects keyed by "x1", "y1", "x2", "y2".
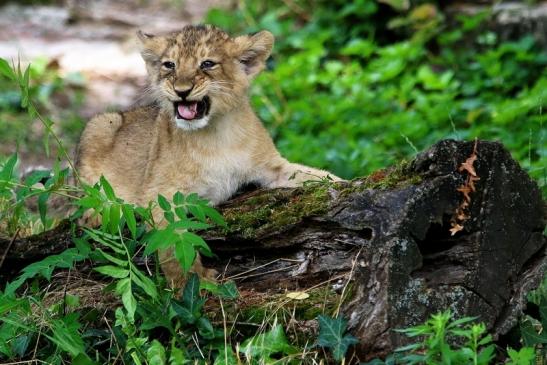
[{"x1": 1, "y1": 139, "x2": 545, "y2": 360}]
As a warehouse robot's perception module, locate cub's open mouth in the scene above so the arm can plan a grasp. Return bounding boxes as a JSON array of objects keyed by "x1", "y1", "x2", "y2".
[{"x1": 174, "y1": 97, "x2": 210, "y2": 121}]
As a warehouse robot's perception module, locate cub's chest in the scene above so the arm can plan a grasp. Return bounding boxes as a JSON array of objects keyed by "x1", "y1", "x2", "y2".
[{"x1": 148, "y1": 146, "x2": 253, "y2": 205}]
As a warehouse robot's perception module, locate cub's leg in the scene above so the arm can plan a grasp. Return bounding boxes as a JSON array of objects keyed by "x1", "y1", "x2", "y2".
[
  {"x1": 159, "y1": 249, "x2": 217, "y2": 288},
  {"x1": 260, "y1": 157, "x2": 342, "y2": 189}
]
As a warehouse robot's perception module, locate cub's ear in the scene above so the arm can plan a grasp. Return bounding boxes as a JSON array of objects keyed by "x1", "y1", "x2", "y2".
[
  {"x1": 136, "y1": 30, "x2": 167, "y2": 63},
  {"x1": 233, "y1": 30, "x2": 274, "y2": 77}
]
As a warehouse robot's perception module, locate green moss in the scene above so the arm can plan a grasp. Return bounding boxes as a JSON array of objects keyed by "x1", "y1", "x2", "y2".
[
  {"x1": 338, "y1": 159, "x2": 422, "y2": 197},
  {"x1": 220, "y1": 160, "x2": 421, "y2": 239},
  {"x1": 222, "y1": 181, "x2": 333, "y2": 239}
]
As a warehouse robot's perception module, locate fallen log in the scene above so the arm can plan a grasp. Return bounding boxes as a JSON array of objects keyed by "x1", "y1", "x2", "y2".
[{"x1": 1, "y1": 139, "x2": 545, "y2": 360}]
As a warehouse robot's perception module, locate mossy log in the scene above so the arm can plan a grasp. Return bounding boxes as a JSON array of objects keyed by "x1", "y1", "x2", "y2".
[
  {"x1": 0, "y1": 140, "x2": 545, "y2": 361},
  {"x1": 204, "y1": 139, "x2": 546, "y2": 359}
]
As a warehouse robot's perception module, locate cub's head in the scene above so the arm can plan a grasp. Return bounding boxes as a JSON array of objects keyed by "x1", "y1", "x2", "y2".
[{"x1": 137, "y1": 24, "x2": 274, "y2": 131}]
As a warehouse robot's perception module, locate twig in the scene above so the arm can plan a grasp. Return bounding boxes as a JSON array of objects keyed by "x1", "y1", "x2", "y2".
[
  {"x1": 0, "y1": 227, "x2": 20, "y2": 269},
  {"x1": 334, "y1": 247, "x2": 363, "y2": 318}
]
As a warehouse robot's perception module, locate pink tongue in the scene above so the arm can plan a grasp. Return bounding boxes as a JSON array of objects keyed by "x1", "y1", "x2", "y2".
[{"x1": 177, "y1": 102, "x2": 198, "y2": 120}]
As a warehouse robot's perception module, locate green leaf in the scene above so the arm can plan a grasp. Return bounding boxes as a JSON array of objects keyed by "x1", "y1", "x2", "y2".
[
  {"x1": 122, "y1": 204, "x2": 137, "y2": 239},
  {"x1": 100, "y1": 175, "x2": 116, "y2": 200},
  {"x1": 213, "y1": 345, "x2": 238, "y2": 365},
  {"x1": 182, "y1": 273, "x2": 199, "y2": 313},
  {"x1": 174, "y1": 206, "x2": 187, "y2": 220},
  {"x1": 95, "y1": 248, "x2": 127, "y2": 267},
  {"x1": 164, "y1": 210, "x2": 175, "y2": 224},
  {"x1": 181, "y1": 232, "x2": 211, "y2": 256},
  {"x1": 116, "y1": 278, "x2": 136, "y2": 321},
  {"x1": 188, "y1": 204, "x2": 206, "y2": 222},
  {"x1": 173, "y1": 191, "x2": 185, "y2": 205},
  {"x1": 0, "y1": 58, "x2": 15, "y2": 80},
  {"x1": 20, "y1": 66, "x2": 30, "y2": 108},
  {"x1": 157, "y1": 194, "x2": 171, "y2": 211},
  {"x1": 37, "y1": 192, "x2": 50, "y2": 227},
  {"x1": 171, "y1": 301, "x2": 196, "y2": 324},
  {"x1": 520, "y1": 320, "x2": 547, "y2": 346},
  {"x1": 72, "y1": 353, "x2": 98, "y2": 365},
  {"x1": 240, "y1": 324, "x2": 297, "y2": 361},
  {"x1": 169, "y1": 346, "x2": 186, "y2": 364},
  {"x1": 202, "y1": 206, "x2": 226, "y2": 227},
  {"x1": 16, "y1": 248, "x2": 86, "y2": 285},
  {"x1": 147, "y1": 340, "x2": 166, "y2": 365},
  {"x1": 171, "y1": 220, "x2": 210, "y2": 231},
  {"x1": 143, "y1": 227, "x2": 176, "y2": 255},
  {"x1": 94, "y1": 265, "x2": 129, "y2": 279},
  {"x1": 131, "y1": 268, "x2": 158, "y2": 299},
  {"x1": 0, "y1": 153, "x2": 17, "y2": 183},
  {"x1": 200, "y1": 280, "x2": 239, "y2": 299},
  {"x1": 49, "y1": 313, "x2": 86, "y2": 357},
  {"x1": 174, "y1": 239, "x2": 197, "y2": 272},
  {"x1": 109, "y1": 203, "x2": 121, "y2": 234},
  {"x1": 507, "y1": 347, "x2": 535, "y2": 365},
  {"x1": 317, "y1": 315, "x2": 358, "y2": 361},
  {"x1": 197, "y1": 317, "x2": 215, "y2": 339}
]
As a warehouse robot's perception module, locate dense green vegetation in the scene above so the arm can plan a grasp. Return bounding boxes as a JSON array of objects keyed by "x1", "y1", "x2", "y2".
[{"x1": 0, "y1": 0, "x2": 545, "y2": 363}]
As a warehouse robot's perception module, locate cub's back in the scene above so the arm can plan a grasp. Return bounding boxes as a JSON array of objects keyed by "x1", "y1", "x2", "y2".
[{"x1": 76, "y1": 105, "x2": 159, "y2": 201}]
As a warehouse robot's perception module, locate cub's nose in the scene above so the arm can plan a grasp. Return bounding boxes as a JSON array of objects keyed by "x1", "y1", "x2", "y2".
[{"x1": 175, "y1": 87, "x2": 193, "y2": 99}]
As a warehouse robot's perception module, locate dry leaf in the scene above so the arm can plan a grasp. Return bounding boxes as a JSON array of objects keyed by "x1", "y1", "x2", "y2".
[
  {"x1": 286, "y1": 291, "x2": 310, "y2": 300},
  {"x1": 449, "y1": 224, "x2": 464, "y2": 236},
  {"x1": 458, "y1": 154, "x2": 477, "y2": 176},
  {"x1": 468, "y1": 175, "x2": 480, "y2": 192},
  {"x1": 457, "y1": 185, "x2": 472, "y2": 202}
]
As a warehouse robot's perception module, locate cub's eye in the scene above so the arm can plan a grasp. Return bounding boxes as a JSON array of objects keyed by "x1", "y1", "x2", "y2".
[
  {"x1": 200, "y1": 60, "x2": 216, "y2": 70},
  {"x1": 162, "y1": 61, "x2": 175, "y2": 70}
]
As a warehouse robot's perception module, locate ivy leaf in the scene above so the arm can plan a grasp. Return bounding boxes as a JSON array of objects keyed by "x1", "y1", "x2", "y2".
[{"x1": 317, "y1": 315, "x2": 358, "y2": 361}]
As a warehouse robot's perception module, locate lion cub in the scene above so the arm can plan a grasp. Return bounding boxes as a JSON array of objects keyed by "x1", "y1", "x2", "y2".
[{"x1": 77, "y1": 25, "x2": 339, "y2": 286}]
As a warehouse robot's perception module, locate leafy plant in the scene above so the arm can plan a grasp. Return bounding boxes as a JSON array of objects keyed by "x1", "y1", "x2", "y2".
[
  {"x1": 365, "y1": 310, "x2": 495, "y2": 365},
  {"x1": 144, "y1": 191, "x2": 225, "y2": 272},
  {"x1": 506, "y1": 346, "x2": 536, "y2": 365}
]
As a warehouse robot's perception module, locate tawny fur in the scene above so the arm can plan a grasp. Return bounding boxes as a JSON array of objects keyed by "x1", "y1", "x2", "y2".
[{"x1": 76, "y1": 25, "x2": 340, "y2": 287}]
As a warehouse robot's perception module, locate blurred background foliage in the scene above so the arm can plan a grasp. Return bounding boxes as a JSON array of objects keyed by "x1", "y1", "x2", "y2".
[{"x1": 206, "y1": 0, "x2": 546, "y2": 191}]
